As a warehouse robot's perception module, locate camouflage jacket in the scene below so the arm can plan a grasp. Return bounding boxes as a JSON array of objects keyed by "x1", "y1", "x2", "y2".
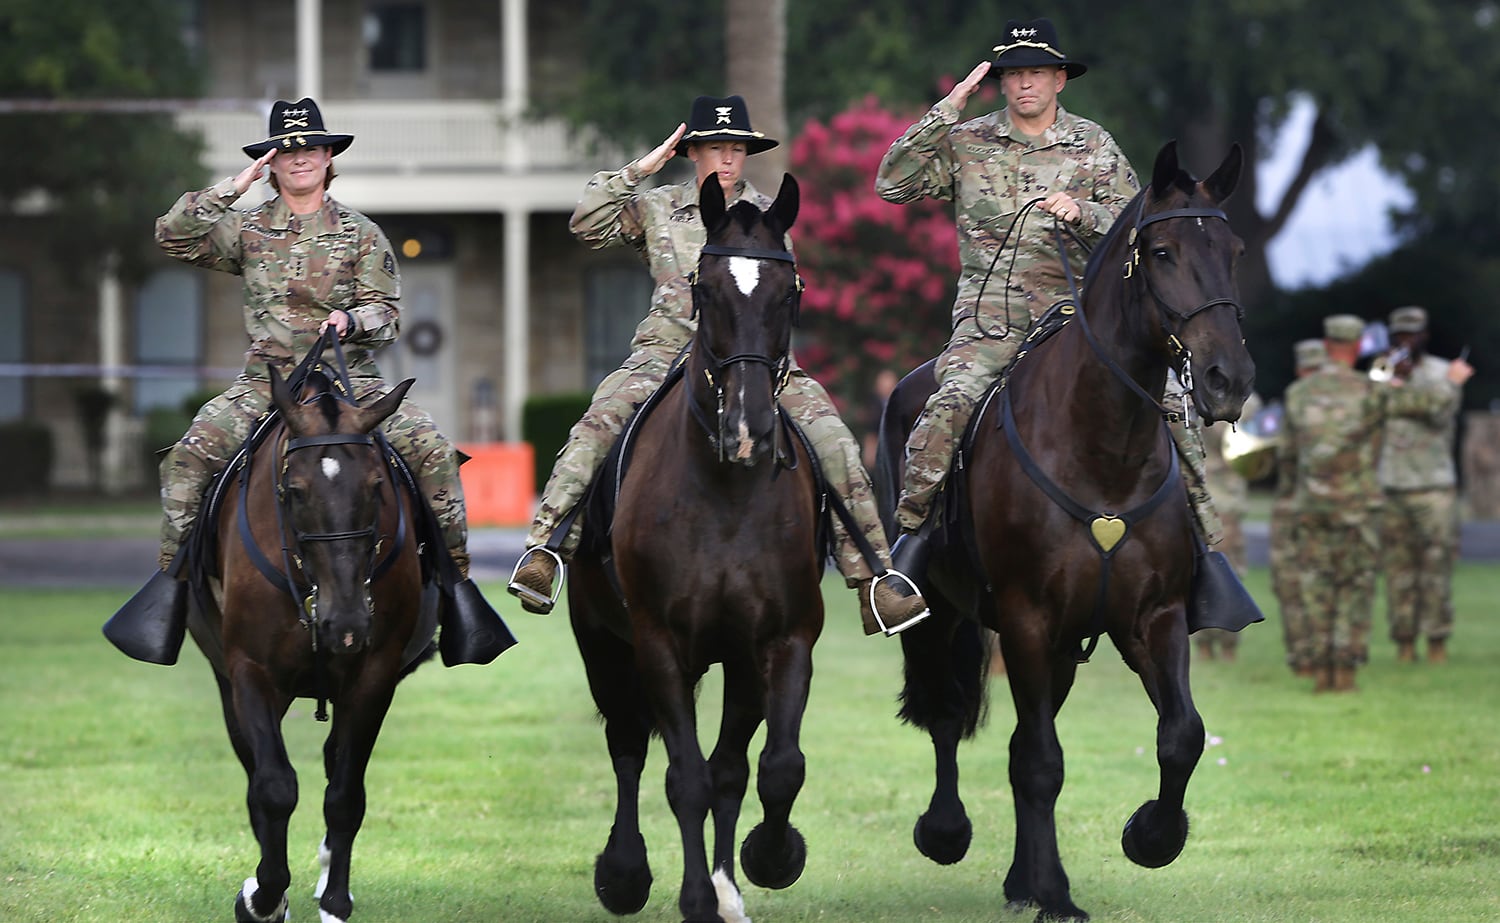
[
  {"x1": 156, "y1": 178, "x2": 400, "y2": 382},
  {"x1": 1377, "y1": 354, "x2": 1462, "y2": 490},
  {"x1": 569, "y1": 169, "x2": 788, "y2": 356},
  {"x1": 874, "y1": 101, "x2": 1138, "y2": 337},
  {"x1": 1279, "y1": 364, "x2": 1451, "y2": 512}
]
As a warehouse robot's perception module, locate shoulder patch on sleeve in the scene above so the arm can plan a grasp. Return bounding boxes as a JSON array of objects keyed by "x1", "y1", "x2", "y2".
[{"x1": 382, "y1": 251, "x2": 396, "y2": 276}]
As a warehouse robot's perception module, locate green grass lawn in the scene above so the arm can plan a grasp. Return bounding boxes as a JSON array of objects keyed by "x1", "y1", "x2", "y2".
[{"x1": 2, "y1": 568, "x2": 1498, "y2": 922}]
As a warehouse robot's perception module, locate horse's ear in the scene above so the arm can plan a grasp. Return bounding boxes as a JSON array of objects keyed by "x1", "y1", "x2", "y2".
[
  {"x1": 269, "y1": 366, "x2": 295, "y2": 416},
  {"x1": 352, "y1": 378, "x2": 415, "y2": 433},
  {"x1": 771, "y1": 173, "x2": 799, "y2": 232},
  {"x1": 1203, "y1": 143, "x2": 1243, "y2": 205},
  {"x1": 1151, "y1": 140, "x2": 1181, "y2": 199},
  {"x1": 699, "y1": 175, "x2": 727, "y2": 233}
]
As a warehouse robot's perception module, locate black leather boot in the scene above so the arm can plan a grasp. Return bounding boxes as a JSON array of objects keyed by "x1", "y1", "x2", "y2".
[
  {"x1": 890, "y1": 530, "x2": 932, "y2": 587},
  {"x1": 438, "y1": 579, "x2": 518, "y2": 666},
  {"x1": 103, "y1": 556, "x2": 188, "y2": 666},
  {"x1": 1186, "y1": 549, "x2": 1264, "y2": 634}
]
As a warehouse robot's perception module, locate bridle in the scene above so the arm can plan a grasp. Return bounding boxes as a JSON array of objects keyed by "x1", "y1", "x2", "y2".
[
  {"x1": 1058, "y1": 191, "x2": 1243, "y2": 413},
  {"x1": 688, "y1": 242, "x2": 803, "y2": 461}
]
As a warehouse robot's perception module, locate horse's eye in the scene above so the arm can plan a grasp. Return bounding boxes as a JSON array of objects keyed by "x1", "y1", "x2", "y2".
[{"x1": 1151, "y1": 247, "x2": 1171, "y2": 262}]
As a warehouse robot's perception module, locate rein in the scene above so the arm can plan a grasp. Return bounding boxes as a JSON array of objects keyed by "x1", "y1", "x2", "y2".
[{"x1": 234, "y1": 331, "x2": 410, "y2": 717}]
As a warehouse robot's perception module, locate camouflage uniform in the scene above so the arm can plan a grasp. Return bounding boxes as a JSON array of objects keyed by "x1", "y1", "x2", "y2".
[
  {"x1": 874, "y1": 101, "x2": 1218, "y2": 541},
  {"x1": 1198, "y1": 391, "x2": 1263, "y2": 656},
  {"x1": 154, "y1": 178, "x2": 467, "y2": 572},
  {"x1": 1279, "y1": 343, "x2": 1450, "y2": 678},
  {"x1": 532, "y1": 167, "x2": 890, "y2": 584},
  {"x1": 1377, "y1": 351, "x2": 1463, "y2": 648},
  {"x1": 1271, "y1": 339, "x2": 1326, "y2": 672}
]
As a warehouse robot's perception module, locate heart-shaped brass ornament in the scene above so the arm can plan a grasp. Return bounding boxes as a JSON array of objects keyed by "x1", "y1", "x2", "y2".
[{"x1": 1089, "y1": 515, "x2": 1126, "y2": 552}]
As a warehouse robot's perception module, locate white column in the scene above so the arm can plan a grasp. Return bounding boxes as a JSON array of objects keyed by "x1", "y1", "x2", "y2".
[
  {"x1": 296, "y1": 0, "x2": 323, "y2": 99},
  {"x1": 97, "y1": 253, "x2": 125, "y2": 495},
  {"x1": 500, "y1": 0, "x2": 528, "y2": 171},
  {"x1": 502, "y1": 207, "x2": 530, "y2": 442}
]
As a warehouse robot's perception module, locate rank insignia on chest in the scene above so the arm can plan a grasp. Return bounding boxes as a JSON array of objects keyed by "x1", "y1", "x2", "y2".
[{"x1": 382, "y1": 251, "x2": 396, "y2": 276}]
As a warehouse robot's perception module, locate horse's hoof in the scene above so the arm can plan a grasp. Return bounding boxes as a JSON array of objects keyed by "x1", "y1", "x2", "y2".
[
  {"x1": 913, "y1": 808, "x2": 971, "y2": 865},
  {"x1": 1034, "y1": 903, "x2": 1090, "y2": 922},
  {"x1": 1121, "y1": 800, "x2": 1189, "y2": 868},
  {"x1": 594, "y1": 845, "x2": 653, "y2": 915},
  {"x1": 234, "y1": 878, "x2": 289, "y2": 923},
  {"x1": 740, "y1": 822, "x2": 807, "y2": 890}
]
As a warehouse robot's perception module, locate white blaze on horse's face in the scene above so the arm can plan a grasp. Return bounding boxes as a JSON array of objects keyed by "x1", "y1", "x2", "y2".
[
  {"x1": 728, "y1": 256, "x2": 760, "y2": 296},
  {"x1": 321, "y1": 457, "x2": 341, "y2": 481}
]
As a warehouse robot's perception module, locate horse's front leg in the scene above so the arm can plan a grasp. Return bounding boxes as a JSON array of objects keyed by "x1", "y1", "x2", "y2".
[
  {"x1": 1118, "y1": 607, "x2": 1202, "y2": 870},
  {"x1": 573, "y1": 604, "x2": 655, "y2": 916},
  {"x1": 637, "y1": 628, "x2": 720, "y2": 923},
  {"x1": 226, "y1": 664, "x2": 297, "y2": 923},
  {"x1": 1002, "y1": 635, "x2": 1087, "y2": 921},
  {"x1": 737, "y1": 634, "x2": 813, "y2": 893},
  {"x1": 702, "y1": 660, "x2": 761, "y2": 923},
  {"x1": 316, "y1": 670, "x2": 400, "y2": 923}
]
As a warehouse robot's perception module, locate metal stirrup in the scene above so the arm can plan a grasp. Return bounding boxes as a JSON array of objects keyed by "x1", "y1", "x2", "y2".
[
  {"x1": 872, "y1": 569, "x2": 931, "y2": 636},
  {"x1": 507, "y1": 546, "x2": 566, "y2": 613}
]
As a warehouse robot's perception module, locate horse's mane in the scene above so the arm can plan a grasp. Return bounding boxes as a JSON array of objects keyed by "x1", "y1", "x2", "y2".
[
  {"x1": 719, "y1": 197, "x2": 786, "y2": 241},
  {"x1": 298, "y1": 370, "x2": 344, "y2": 430}
]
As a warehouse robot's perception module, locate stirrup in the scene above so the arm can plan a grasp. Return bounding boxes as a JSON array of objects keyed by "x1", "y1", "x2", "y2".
[
  {"x1": 506, "y1": 546, "x2": 566, "y2": 614},
  {"x1": 872, "y1": 570, "x2": 931, "y2": 636}
]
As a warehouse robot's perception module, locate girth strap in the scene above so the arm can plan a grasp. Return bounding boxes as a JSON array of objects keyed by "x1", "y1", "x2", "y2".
[{"x1": 1000, "y1": 388, "x2": 1181, "y2": 661}]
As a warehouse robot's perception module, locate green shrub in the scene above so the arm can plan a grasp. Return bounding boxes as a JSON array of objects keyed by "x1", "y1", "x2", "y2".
[
  {"x1": 521, "y1": 392, "x2": 590, "y2": 492},
  {"x1": 0, "y1": 420, "x2": 53, "y2": 495}
]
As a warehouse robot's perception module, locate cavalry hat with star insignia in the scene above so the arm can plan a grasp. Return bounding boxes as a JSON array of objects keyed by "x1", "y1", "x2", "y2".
[
  {"x1": 674, "y1": 95, "x2": 778, "y2": 157},
  {"x1": 242, "y1": 98, "x2": 354, "y2": 158},
  {"x1": 989, "y1": 18, "x2": 1087, "y2": 78}
]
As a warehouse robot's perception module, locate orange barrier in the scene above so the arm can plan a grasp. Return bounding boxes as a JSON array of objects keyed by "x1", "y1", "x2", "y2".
[{"x1": 457, "y1": 442, "x2": 536, "y2": 526}]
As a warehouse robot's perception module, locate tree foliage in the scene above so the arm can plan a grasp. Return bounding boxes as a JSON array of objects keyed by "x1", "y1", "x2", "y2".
[
  {"x1": 0, "y1": 1, "x2": 205, "y2": 281},
  {"x1": 788, "y1": 97, "x2": 958, "y2": 418}
]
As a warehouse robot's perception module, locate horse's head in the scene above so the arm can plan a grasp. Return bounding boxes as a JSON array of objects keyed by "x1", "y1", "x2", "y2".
[
  {"x1": 269, "y1": 367, "x2": 414, "y2": 654},
  {"x1": 691, "y1": 172, "x2": 801, "y2": 467},
  {"x1": 1131, "y1": 141, "x2": 1256, "y2": 423}
]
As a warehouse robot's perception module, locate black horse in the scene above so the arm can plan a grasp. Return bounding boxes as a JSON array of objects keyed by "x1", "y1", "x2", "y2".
[
  {"x1": 568, "y1": 174, "x2": 821, "y2": 923},
  {"x1": 107, "y1": 355, "x2": 515, "y2": 923},
  {"x1": 878, "y1": 142, "x2": 1256, "y2": 921}
]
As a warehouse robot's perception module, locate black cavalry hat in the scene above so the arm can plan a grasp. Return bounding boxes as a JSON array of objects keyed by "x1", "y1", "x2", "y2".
[
  {"x1": 674, "y1": 95, "x2": 779, "y2": 157},
  {"x1": 242, "y1": 98, "x2": 354, "y2": 158},
  {"x1": 988, "y1": 18, "x2": 1087, "y2": 79}
]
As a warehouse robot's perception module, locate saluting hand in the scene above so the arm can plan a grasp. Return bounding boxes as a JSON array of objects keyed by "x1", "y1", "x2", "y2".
[
  {"x1": 635, "y1": 123, "x2": 688, "y2": 178},
  {"x1": 233, "y1": 150, "x2": 276, "y2": 196},
  {"x1": 942, "y1": 61, "x2": 992, "y2": 112}
]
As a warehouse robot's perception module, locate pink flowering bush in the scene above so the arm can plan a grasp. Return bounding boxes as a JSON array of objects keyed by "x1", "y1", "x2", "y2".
[{"x1": 789, "y1": 96, "x2": 960, "y2": 428}]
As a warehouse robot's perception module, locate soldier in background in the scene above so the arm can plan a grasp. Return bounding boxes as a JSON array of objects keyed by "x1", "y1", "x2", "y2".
[
  {"x1": 1197, "y1": 389, "x2": 1264, "y2": 661},
  {"x1": 1280, "y1": 314, "x2": 1462, "y2": 692},
  {"x1": 1273, "y1": 338, "x2": 1327, "y2": 676},
  {"x1": 1376, "y1": 306, "x2": 1474, "y2": 663}
]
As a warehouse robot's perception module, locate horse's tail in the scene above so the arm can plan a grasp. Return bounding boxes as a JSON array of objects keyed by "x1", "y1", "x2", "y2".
[{"x1": 896, "y1": 615, "x2": 991, "y2": 740}]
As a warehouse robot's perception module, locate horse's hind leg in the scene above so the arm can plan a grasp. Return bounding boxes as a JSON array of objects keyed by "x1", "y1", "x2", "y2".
[
  {"x1": 223, "y1": 666, "x2": 297, "y2": 923},
  {"x1": 899, "y1": 614, "x2": 988, "y2": 866},
  {"x1": 573, "y1": 612, "x2": 655, "y2": 916},
  {"x1": 737, "y1": 636, "x2": 812, "y2": 893},
  {"x1": 1118, "y1": 614, "x2": 1203, "y2": 869},
  {"x1": 1002, "y1": 639, "x2": 1087, "y2": 921},
  {"x1": 316, "y1": 677, "x2": 400, "y2": 923}
]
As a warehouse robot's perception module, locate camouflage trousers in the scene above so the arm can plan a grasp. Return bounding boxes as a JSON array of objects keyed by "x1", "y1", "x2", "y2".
[
  {"x1": 1294, "y1": 508, "x2": 1378, "y2": 670},
  {"x1": 896, "y1": 332, "x2": 1223, "y2": 544},
  {"x1": 1195, "y1": 507, "x2": 1245, "y2": 653},
  {"x1": 1380, "y1": 486, "x2": 1457, "y2": 643},
  {"x1": 1269, "y1": 499, "x2": 1310, "y2": 670},
  {"x1": 527, "y1": 346, "x2": 891, "y2": 585},
  {"x1": 158, "y1": 378, "x2": 466, "y2": 571}
]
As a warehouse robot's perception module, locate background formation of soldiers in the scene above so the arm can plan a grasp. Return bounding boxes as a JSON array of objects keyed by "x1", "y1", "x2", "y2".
[{"x1": 1206, "y1": 306, "x2": 1472, "y2": 693}]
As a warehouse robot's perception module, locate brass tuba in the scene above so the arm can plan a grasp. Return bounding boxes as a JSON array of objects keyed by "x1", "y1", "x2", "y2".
[{"x1": 1221, "y1": 403, "x2": 1283, "y2": 481}]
